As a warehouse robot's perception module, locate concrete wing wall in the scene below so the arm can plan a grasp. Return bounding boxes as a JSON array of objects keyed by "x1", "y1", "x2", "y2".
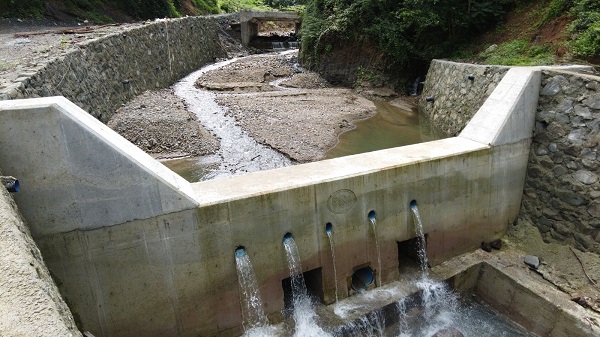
[{"x1": 0, "y1": 97, "x2": 198, "y2": 238}]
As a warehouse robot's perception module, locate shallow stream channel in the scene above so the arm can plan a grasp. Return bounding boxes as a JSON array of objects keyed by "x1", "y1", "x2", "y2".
[{"x1": 164, "y1": 51, "x2": 442, "y2": 182}]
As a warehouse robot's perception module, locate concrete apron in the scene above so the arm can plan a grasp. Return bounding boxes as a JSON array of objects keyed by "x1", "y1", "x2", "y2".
[{"x1": 0, "y1": 67, "x2": 540, "y2": 336}]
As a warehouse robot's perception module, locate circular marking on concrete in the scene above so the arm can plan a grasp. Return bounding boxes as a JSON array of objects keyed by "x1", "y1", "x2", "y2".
[{"x1": 327, "y1": 189, "x2": 357, "y2": 214}]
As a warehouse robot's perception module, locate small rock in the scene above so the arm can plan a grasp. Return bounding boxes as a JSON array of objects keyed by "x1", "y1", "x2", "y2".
[
  {"x1": 481, "y1": 242, "x2": 492, "y2": 252},
  {"x1": 573, "y1": 170, "x2": 598, "y2": 185},
  {"x1": 540, "y1": 81, "x2": 561, "y2": 96},
  {"x1": 583, "y1": 94, "x2": 600, "y2": 109},
  {"x1": 524, "y1": 255, "x2": 540, "y2": 269}
]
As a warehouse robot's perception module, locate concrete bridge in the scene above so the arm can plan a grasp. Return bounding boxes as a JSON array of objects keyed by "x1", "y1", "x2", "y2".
[{"x1": 240, "y1": 10, "x2": 301, "y2": 45}]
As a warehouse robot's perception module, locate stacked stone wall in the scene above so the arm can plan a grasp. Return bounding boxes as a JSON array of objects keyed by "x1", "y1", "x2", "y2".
[
  {"x1": 1, "y1": 16, "x2": 226, "y2": 121},
  {"x1": 520, "y1": 70, "x2": 600, "y2": 253},
  {"x1": 420, "y1": 60, "x2": 509, "y2": 136}
]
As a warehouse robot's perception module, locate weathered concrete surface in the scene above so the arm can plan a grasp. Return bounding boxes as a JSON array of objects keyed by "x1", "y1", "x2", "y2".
[
  {"x1": 0, "y1": 97, "x2": 198, "y2": 238},
  {"x1": 435, "y1": 250, "x2": 600, "y2": 337},
  {"x1": 0, "y1": 169, "x2": 80, "y2": 337},
  {"x1": 520, "y1": 70, "x2": 600, "y2": 254},
  {"x1": 0, "y1": 63, "x2": 541, "y2": 336},
  {"x1": 0, "y1": 16, "x2": 226, "y2": 122}
]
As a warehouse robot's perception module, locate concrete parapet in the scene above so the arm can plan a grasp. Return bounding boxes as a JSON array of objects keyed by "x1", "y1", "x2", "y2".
[{"x1": 0, "y1": 61, "x2": 542, "y2": 335}]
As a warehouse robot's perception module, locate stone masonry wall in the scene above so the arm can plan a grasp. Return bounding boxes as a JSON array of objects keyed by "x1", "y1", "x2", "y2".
[
  {"x1": 420, "y1": 59, "x2": 509, "y2": 136},
  {"x1": 1, "y1": 16, "x2": 226, "y2": 121},
  {"x1": 0, "y1": 169, "x2": 81, "y2": 336},
  {"x1": 520, "y1": 70, "x2": 600, "y2": 254}
]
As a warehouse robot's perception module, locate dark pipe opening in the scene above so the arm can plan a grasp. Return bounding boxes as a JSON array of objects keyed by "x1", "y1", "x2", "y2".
[
  {"x1": 2, "y1": 177, "x2": 19, "y2": 193},
  {"x1": 410, "y1": 200, "x2": 417, "y2": 208},
  {"x1": 351, "y1": 266, "x2": 374, "y2": 291},
  {"x1": 282, "y1": 267, "x2": 323, "y2": 312},
  {"x1": 325, "y1": 222, "x2": 332, "y2": 234},
  {"x1": 283, "y1": 232, "x2": 292, "y2": 242},
  {"x1": 235, "y1": 246, "x2": 246, "y2": 258},
  {"x1": 368, "y1": 210, "x2": 376, "y2": 221},
  {"x1": 425, "y1": 96, "x2": 434, "y2": 103},
  {"x1": 467, "y1": 75, "x2": 475, "y2": 81}
]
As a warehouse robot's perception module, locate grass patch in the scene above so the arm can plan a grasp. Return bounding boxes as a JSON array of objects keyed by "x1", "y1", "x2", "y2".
[{"x1": 479, "y1": 39, "x2": 556, "y2": 65}]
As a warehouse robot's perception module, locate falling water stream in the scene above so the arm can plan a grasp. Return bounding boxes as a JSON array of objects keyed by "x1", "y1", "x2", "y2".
[
  {"x1": 234, "y1": 247, "x2": 269, "y2": 331},
  {"x1": 368, "y1": 212, "x2": 383, "y2": 287},
  {"x1": 409, "y1": 201, "x2": 429, "y2": 275},
  {"x1": 325, "y1": 224, "x2": 339, "y2": 303},
  {"x1": 283, "y1": 235, "x2": 332, "y2": 337}
]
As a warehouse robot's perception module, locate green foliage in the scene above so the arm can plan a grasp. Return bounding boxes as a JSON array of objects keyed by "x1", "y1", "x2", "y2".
[
  {"x1": 218, "y1": 0, "x2": 268, "y2": 12},
  {"x1": 301, "y1": 0, "x2": 515, "y2": 87},
  {"x1": 479, "y1": 39, "x2": 555, "y2": 65},
  {"x1": 539, "y1": 0, "x2": 572, "y2": 25},
  {"x1": 0, "y1": 0, "x2": 45, "y2": 18},
  {"x1": 264, "y1": 0, "x2": 306, "y2": 9},
  {"x1": 568, "y1": 0, "x2": 600, "y2": 57}
]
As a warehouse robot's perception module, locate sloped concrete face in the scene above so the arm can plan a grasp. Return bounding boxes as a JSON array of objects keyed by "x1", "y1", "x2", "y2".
[
  {"x1": 0, "y1": 61, "x2": 542, "y2": 336},
  {"x1": 0, "y1": 97, "x2": 198, "y2": 238}
]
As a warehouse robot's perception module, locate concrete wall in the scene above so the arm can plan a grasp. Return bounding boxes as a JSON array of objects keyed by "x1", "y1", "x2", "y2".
[
  {"x1": 420, "y1": 60, "x2": 509, "y2": 136},
  {"x1": 0, "y1": 65, "x2": 540, "y2": 336},
  {"x1": 0, "y1": 97, "x2": 198, "y2": 238},
  {"x1": 0, "y1": 16, "x2": 226, "y2": 122},
  {"x1": 0, "y1": 169, "x2": 80, "y2": 337},
  {"x1": 520, "y1": 70, "x2": 600, "y2": 253}
]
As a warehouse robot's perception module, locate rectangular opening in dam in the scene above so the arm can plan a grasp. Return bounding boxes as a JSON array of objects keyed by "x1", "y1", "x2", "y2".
[
  {"x1": 282, "y1": 267, "x2": 323, "y2": 310},
  {"x1": 397, "y1": 235, "x2": 428, "y2": 273}
]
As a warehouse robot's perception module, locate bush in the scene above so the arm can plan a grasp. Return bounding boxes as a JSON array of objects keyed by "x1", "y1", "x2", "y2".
[
  {"x1": 0, "y1": 0, "x2": 45, "y2": 18},
  {"x1": 300, "y1": 0, "x2": 515, "y2": 88},
  {"x1": 569, "y1": 0, "x2": 600, "y2": 57}
]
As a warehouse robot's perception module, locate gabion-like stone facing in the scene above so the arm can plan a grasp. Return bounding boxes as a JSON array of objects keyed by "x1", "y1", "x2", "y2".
[
  {"x1": 0, "y1": 16, "x2": 226, "y2": 122},
  {"x1": 521, "y1": 70, "x2": 600, "y2": 253},
  {"x1": 420, "y1": 60, "x2": 509, "y2": 136}
]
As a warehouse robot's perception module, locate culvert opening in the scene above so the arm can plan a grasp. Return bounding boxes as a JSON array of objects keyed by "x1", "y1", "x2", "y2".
[
  {"x1": 351, "y1": 266, "x2": 374, "y2": 291},
  {"x1": 325, "y1": 222, "x2": 332, "y2": 234},
  {"x1": 281, "y1": 267, "x2": 323, "y2": 311},
  {"x1": 397, "y1": 235, "x2": 429, "y2": 273},
  {"x1": 368, "y1": 210, "x2": 376, "y2": 221}
]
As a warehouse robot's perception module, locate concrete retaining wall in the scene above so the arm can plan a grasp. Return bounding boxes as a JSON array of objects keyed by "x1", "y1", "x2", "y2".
[
  {"x1": 520, "y1": 70, "x2": 600, "y2": 254},
  {"x1": 0, "y1": 16, "x2": 226, "y2": 122},
  {"x1": 420, "y1": 59, "x2": 509, "y2": 136},
  {"x1": 0, "y1": 65, "x2": 540, "y2": 336},
  {"x1": 0, "y1": 169, "x2": 80, "y2": 336}
]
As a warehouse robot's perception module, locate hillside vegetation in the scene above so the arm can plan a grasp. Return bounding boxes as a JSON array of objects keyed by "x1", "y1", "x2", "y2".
[
  {"x1": 300, "y1": 0, "x2": 600, "y2": 91},
  {"x1": 0, "y1": 0, "x2": 290, "y2": 22}
]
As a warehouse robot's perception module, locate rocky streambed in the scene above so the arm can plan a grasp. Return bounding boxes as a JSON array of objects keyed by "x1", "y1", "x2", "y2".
[{"x1": 109, "y1": 50, "x2": 381, "y2": 179}]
